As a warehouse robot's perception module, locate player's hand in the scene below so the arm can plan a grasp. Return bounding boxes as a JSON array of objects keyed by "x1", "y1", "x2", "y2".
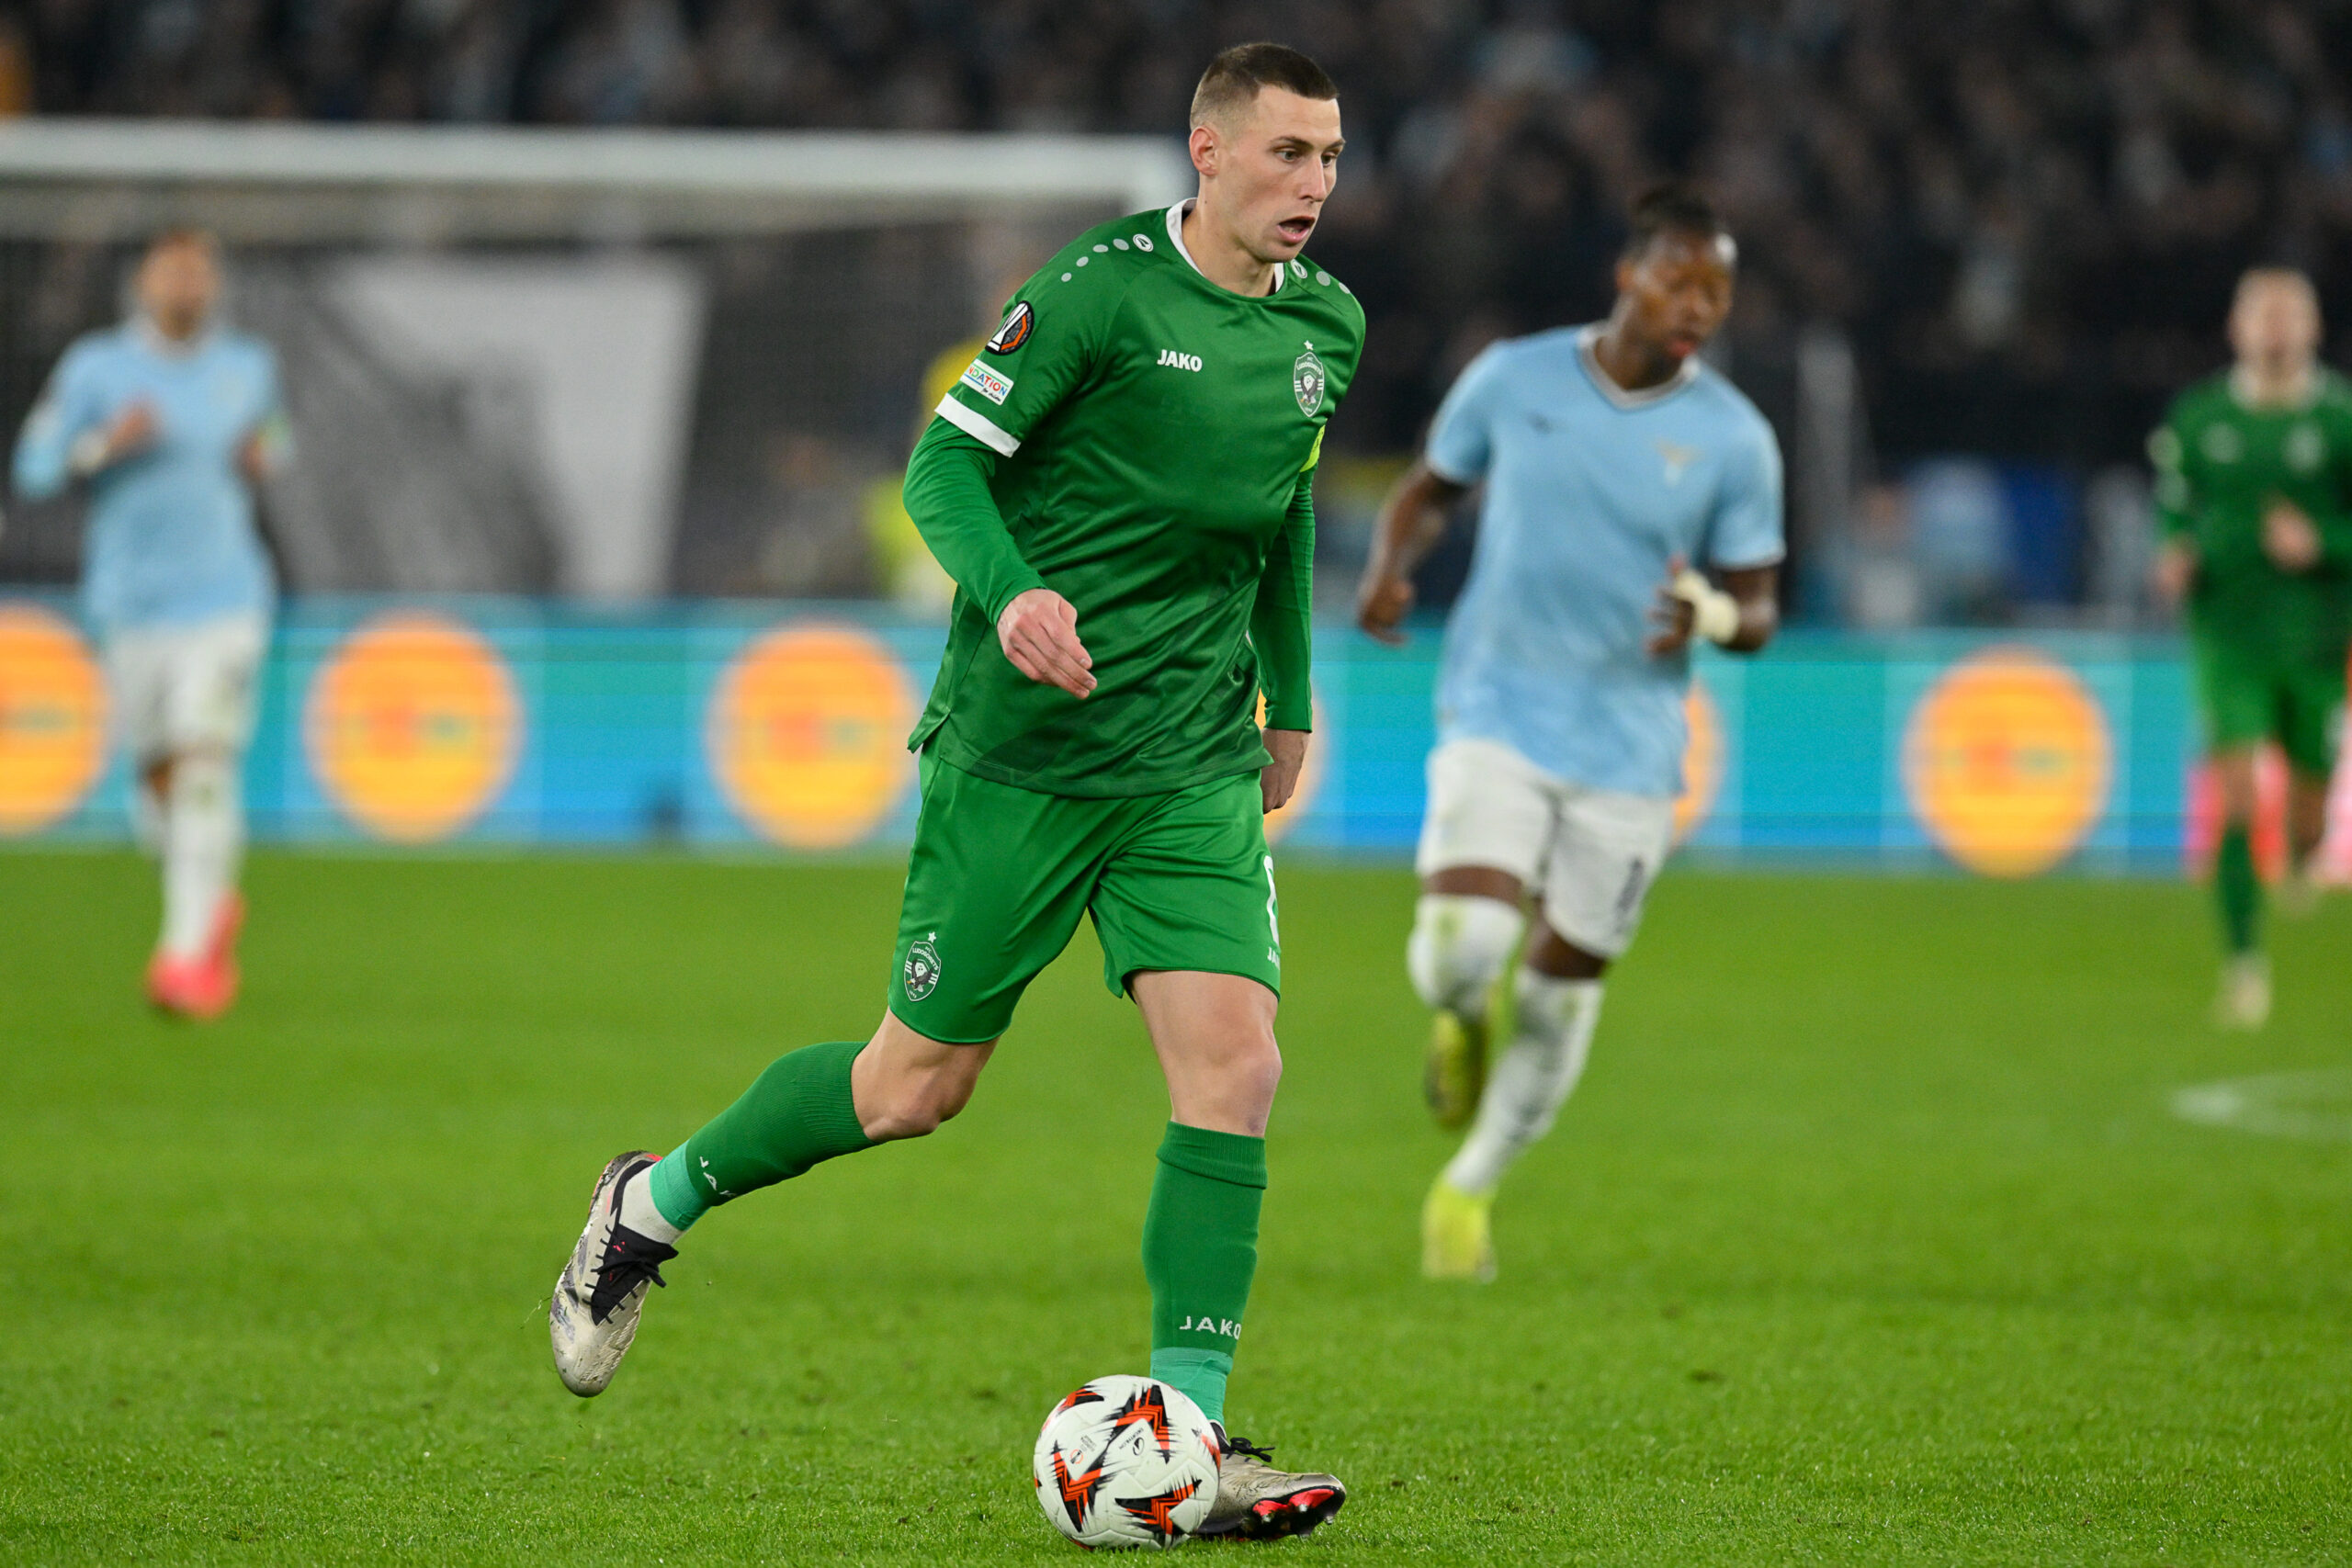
[
  {"x1": 1261, "y1": 728, "x2": 1308, "y2": 814},
  {"x1": 1354, "y1": 562, "x2": 1415, "y2": 646},
  {"x1": 1645, "y1": 554, "x2": 1698, "y2": 655},
  {"x1": 997, "y1": 588, "x2": 1095, "y2": 698},
  {"x1": 2151, "y1": 537, "x2": 2198, "y2": 604},
  {"x1": 101, "y1": 401, "x2": 160, "y2": 465},
  {"x1": 2262, "y1": 498, "x2": 2323, "y2": 572},
  {"x1": 236, "y1": 429, "x2": 273, "y2": 486}
]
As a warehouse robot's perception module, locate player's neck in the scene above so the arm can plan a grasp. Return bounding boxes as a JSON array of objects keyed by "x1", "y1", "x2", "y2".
[
  {"x1": 1589, "y1": 321, "x2": 1682, "y2": 394},
  {"x1": 1179, "y1": 198, "x2": 1279, "y2": 298},
  {"x1": 2232, "y1": 360, "x2": 2315, "y2": 410},
  {"x1": 136, "y1": 312, "x2": 209, "y2": 356}
]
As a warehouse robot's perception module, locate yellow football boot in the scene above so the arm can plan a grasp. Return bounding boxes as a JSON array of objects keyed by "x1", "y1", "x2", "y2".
[
  {"x1": 1422, "y1": 1009, "x2": 1487, "y2": 1129},
  {"x1": 1420, "y1": 1175, "x2": 1496, "y2": 1282}
]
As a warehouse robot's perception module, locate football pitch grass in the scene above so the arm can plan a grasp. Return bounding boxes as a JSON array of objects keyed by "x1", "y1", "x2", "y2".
[{"x1": 6, "y1": 851, "x2": 2349, "y2": 1564}]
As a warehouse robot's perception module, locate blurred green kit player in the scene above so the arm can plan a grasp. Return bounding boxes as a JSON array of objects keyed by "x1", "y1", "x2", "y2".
[
  {"x1": 2152, "y1": 267, "x2": 2352, "y2": 1029},
  {"x1": 547, "y1": 43, "x2": 1359, "y2": 1542}
]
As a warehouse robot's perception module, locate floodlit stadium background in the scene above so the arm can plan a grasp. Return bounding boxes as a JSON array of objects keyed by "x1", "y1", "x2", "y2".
[{"x1": 3, "y1": 2, "x2": 2351, "y2": 876}]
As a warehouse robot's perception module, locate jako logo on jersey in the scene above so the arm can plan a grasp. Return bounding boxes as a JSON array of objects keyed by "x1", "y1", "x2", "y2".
[
  {"x1": 1657, "y1": 439, "x2": 1700, "y2": 485},
  {"x1": 1157, "y1": 349, "x2": 1204, "y2": 372},
  {"x1": 903, "y1": 933, "x2": 943, "y2": 1000},
  {"x1": 1293, "y1": 343, "x2": 1327, "y2": 417},
  {"x1": 1177, "y1": 1315, "x2": 1242, "y2": 1339},
  {"x1": 985, "y1": 300, "x2": 1034, "y2": 355},
  {"x1": 958, "y1": 359, "x2": 1014, "y2": 405}
]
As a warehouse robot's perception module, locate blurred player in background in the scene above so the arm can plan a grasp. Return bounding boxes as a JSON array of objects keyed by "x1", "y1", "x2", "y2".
[
  {"x1": 1357, "y1": 186, "x2": 1782, "y2": 1281},
  {"x1": 12, "y1": 229, "x2": 291, "y2": 1020},
  {"x1": 549, "y1": 44, "x2": 1357, "y2": 1540},
  {"x1": 2150, "y1": 267, "x2": 2352, "y2": 1030}
]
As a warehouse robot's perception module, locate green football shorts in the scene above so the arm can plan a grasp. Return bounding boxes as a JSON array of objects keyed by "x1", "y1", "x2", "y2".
[
  {"x1": 888, "y1": 752, "x2": 1282, "y2": 1044},
  {"x1": 2191, "y1": 630, "x2": 2347, "y2": 776}
]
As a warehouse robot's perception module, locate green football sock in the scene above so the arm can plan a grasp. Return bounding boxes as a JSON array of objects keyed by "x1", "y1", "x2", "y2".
[
  {"x1": 647, "y1": 1039, "x2": 876, "y2": 1233},
  {"x1": 2216, "y1": 823, "x2": 2261, "y2": 956},
  {"x1": 1143, "y1": 1122, "x2": 1266, "y2": 1427}
]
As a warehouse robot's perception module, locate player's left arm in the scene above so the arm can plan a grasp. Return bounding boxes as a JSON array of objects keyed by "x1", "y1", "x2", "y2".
[
  {"x1": 237, "y1": 347, "x2": 295, "y2": 487},
  {"x1": 1648, "y1": 417, "x2": 1783, "y2": 657},
  {"x1": 1254, "y1": 462, "x2": 1317, "y2": 813}
]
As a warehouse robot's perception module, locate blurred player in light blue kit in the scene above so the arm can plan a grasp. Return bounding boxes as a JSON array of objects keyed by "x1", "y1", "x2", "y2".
[
  {"x1": 13, "y1": 229, "x2": 291, "y2": 1018},
  {"x1": 1356, "y1": 186, "x2": 1783, "y2": 1280}
]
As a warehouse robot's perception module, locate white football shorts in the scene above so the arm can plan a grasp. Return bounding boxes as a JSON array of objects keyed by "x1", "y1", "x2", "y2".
[
  {"x1": 1414, "y1": 736, "x2": 1677, "y2": 960},
  {"x1": 104, "y1": 611, "x2": 266, "y2": 764}
]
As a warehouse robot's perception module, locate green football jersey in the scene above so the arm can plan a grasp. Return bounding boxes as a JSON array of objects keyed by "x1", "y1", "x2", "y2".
[
  {"x1": 2151, "y1": 369, "x2": 2352, "y2": 661},
  {"x1": 903, "y1": 202, "x2": 1363, "y2": 797}
]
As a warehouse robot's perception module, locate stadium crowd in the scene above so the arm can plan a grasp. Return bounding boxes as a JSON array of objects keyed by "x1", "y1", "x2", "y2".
[{"x1": 6, "y1": 0, "x2": 2350, "y2": 469}]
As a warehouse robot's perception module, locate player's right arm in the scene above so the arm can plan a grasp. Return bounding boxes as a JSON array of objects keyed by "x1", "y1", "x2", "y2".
[
  {"x1": 1355, "y1": 344, "x2": 1500, "y2": 644},
  {"x1": 13, "y1": 344, "x2": 155, "y2": 502},
  {"x1": 2147, "y1": 396, "x2": 2200, "y2": 603},
  {"x1": 903, "y1": 274, "x2": 1120, "y2": 700}
]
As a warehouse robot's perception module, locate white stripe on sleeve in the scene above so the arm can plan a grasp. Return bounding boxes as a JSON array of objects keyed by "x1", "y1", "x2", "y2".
[{"x1": 933, "y1": 394, "x2": 1020, "y2": 457}]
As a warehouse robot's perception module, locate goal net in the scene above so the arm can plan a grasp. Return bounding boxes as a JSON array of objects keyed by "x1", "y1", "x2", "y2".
[{"x1": 0, "y1": 119, "x2": 1191, "y2": 605}]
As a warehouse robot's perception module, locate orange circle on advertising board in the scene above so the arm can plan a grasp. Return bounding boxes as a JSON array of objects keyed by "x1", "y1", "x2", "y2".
[
  {"x1": 1674, "y1": 677, "x2": 1722, "y2": 843},
  {"x1": 708, "y1": 623, "x2": 918, "y2": 848},
  {"x1": 1256, "y1": 687, "x2": 1325, "y2": 844},
  {"x1": 0, "y1": 604, "x2": 108, "y2": 835},
  {"x1": 305, "y1": 611, "x2": 521, "y2": 842},
  {"x1": 1903, "y1": 646, "x2": 2110, "y2": 877}
]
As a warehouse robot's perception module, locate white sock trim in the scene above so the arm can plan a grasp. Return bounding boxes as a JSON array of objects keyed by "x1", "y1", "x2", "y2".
[
  {"x1": 616, "y1": 1163, "x2": 683, "y2": 1246},
  {"x1": 1443, "y1": 973, "x2": 1603, "y2": 1197}
]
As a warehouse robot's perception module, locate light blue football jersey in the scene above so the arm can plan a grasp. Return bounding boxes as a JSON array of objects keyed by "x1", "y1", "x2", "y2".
[
  {"x1": 13, "y1": 321, "x2": 286, "y2": 634},
  {"x1": 1424, "y1": 323, "x2": 1783, "y2": 798}
]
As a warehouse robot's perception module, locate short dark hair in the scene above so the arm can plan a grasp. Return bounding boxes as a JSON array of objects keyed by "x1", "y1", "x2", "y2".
[
  {"x1": 1190, "y1": 42, "x2": 1338, "y2": 129},
  {"x1": 1623, "y1": 183, "x2": 1732, "y2": 260}
]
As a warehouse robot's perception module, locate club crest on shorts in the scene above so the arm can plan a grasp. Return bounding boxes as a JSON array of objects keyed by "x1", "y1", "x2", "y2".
[
  {"x1": 1293, "y1": 343, "x2": 1327, "y2": 418},
  {"x1": 903, "y1": 934, "x2": 943, "y2": 1001},
  {"x1": 985, "y1": 300, "x2": 1034, "y2": 355}
]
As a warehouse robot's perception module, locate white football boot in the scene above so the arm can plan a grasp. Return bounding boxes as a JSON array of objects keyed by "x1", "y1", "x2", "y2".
[
  {"x1": 1197, "y1": 1424, "x2": 1347, "y2": 1540},
  {"x1": 2213, "y1": 953, "x2": 2272, "y2": 1032},
  {"x1": 549, "y1": 1151, "x2": 677, "y2": 1396}
]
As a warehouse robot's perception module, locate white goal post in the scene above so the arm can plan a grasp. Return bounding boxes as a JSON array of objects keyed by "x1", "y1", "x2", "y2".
[{"x1": 0, "y1": 118, "x2": 1193, "y2": 242}]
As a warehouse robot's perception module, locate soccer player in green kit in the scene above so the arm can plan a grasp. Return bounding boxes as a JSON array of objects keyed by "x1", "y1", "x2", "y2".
[
  {"x1": 2151, "y1": 266, "x2": 2352, "y2": 1029},
  {"x1": 547, "y1": 43, "x2": 1358, "y2": 1540}
]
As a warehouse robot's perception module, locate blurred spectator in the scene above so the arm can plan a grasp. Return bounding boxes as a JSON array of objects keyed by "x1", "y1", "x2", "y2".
[{"x1": 10, "y1": 0, "x2": 2349, "y2": 622}]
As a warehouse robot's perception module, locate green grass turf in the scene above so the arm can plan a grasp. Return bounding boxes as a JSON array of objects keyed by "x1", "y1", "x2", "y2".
[{"x1": 4, "y1": 851, "x2": 2349, "y2": 1564}]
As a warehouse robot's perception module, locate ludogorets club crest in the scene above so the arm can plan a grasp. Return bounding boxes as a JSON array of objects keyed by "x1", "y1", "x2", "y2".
[
  {"x1": 903, "y1": 933, "x2": 942, "y2": 1000},
  {"x1": 1293, "y1": 343, "x2": 1327, "y2": 418}
]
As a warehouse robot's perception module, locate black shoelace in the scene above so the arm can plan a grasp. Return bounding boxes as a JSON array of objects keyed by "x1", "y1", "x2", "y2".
[
  {"x1": 586, "y1": 1226, "x2": 678, "y2": 1325},
  {"x1": 1223, "y1": 1434, "x2": 1278, "y2": 1463}
]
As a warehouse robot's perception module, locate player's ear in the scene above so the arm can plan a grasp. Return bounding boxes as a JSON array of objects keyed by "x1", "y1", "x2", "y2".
[{"x1": 1188, "y1": 122, "x2": 1219, "y2": 179}]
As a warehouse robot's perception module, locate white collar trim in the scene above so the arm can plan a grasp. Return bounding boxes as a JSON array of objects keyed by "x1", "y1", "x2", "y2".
[
  {"x1": 1165, "y1": 199, "x2": 1283, "y2": 294},
  {"x1": 1577, "y1": 323, "x2": 1697, "y2": 410}
]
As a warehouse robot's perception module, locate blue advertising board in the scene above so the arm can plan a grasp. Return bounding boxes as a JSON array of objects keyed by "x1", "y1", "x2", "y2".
[{"x1": 0, "y1": 593, "x2": 2200, "y2": 874}]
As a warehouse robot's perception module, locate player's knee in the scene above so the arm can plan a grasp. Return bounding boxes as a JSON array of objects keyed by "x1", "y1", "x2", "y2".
[{"x1": 1407, "y1": 894, "x2": 1524, "y2": 1014}]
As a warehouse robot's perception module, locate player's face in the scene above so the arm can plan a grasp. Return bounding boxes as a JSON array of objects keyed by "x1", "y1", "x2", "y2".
[
  {"x1": 139, "y1": 241, "x2": 221, "y2": 341},
  {"x1": 1615, "y1": 231, "x2": 1736, "y2": 363},
  {"x1": 2228, "y1": 276, "x2": 2321, "y2": 375},
  {"x1": 1197, "y1": 88, "x2": 1344, "y2": 265}
]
